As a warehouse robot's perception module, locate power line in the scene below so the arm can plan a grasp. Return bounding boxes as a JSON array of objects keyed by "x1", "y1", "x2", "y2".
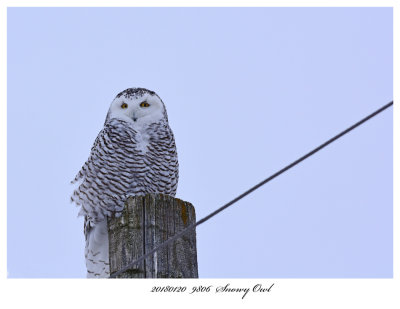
[{"x1": 110, "y1": 100, "x2": 393, "y2": 278}]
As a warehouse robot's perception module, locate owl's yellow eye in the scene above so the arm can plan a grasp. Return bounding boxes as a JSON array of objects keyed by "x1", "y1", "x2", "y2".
[
  {"x1": 121, "y1": 103, "x2": 128, "y2": 109},
  {"x1": 140, "y1": 101, "x2": 150, "y2": 108}
]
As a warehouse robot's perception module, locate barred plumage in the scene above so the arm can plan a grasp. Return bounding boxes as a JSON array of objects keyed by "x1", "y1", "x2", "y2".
[{"x1": 71, "y1": 88, "x2": 178, "y2": 278}]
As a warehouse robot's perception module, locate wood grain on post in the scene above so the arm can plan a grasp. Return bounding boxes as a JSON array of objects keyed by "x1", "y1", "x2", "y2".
[{"x1": 108, "y1": 194, "x2": 198, "y2": 278}]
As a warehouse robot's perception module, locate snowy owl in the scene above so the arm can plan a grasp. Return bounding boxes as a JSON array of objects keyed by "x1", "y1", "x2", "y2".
[{"x1": 71, "y1": 88, "x2": 179, "y2": 278}]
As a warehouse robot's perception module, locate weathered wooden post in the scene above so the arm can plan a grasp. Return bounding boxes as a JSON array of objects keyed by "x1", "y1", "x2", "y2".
[{"x1": 108, "y1": 193, "x2": 198, "y2": 278}]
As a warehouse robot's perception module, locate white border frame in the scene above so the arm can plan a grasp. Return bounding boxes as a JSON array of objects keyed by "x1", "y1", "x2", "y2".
[{"x1": 1, "y1": 1, "x2": 397, "y2": 308}]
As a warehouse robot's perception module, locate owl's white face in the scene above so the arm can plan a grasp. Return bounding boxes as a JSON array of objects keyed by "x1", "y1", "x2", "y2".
[{"x1": 107, "y1": 89, "x2": 165, "y2": 127}]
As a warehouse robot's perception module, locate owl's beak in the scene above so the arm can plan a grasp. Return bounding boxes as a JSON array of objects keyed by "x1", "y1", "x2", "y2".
[{"x1": 132, "y1": 113, "x2": 137, "y2": 122}]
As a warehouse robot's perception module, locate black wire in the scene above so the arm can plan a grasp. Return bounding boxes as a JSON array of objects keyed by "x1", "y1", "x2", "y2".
[{"x1": 110, "y1": 100, "x2": 393, "y2": 278}]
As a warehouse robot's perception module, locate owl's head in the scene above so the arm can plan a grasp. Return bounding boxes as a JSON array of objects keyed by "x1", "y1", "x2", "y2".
[{"x1": 105, "y1": 88, "x2": 167, "y2": 126}]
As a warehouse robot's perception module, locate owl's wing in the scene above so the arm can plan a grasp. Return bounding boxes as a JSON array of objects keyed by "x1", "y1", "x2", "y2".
[
  {"x1": 167, "y1": 127, "x2": 179, "y2": 195},
  {"x1": 71, "y1": 122, "x2": 132, "y2": 222},
  {"x1": 71, "y1": 128, "x2": 105, "y2": 186}
]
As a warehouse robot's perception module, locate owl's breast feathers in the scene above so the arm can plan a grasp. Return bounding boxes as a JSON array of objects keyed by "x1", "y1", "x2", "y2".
[{"x1": 71, "y1": 118, "x2": 179, "y2": 223}]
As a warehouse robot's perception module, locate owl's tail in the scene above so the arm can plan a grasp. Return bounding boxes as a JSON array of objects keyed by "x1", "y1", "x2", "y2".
[{"x1": 85, "y1": 219, "x2": 110, "y2": 278}]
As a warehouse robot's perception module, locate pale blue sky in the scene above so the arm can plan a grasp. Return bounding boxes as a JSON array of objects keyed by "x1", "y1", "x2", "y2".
[{"x1": 7, "y1": 7, "x2": 392, "y2": 278}]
